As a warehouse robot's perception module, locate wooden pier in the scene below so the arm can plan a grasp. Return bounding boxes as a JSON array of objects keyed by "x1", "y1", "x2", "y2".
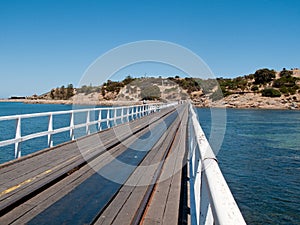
[
  {"x1": 0, "y1": 104, "x2": 189, "y2": 224},
  {"x1": 0, "y1": 103, "x2": 246, "y2": 225}
]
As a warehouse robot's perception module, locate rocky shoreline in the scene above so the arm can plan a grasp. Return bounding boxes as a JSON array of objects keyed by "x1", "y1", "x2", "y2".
[{"x1": 193, "y1": 93, "x2": 300, "y2": 110}]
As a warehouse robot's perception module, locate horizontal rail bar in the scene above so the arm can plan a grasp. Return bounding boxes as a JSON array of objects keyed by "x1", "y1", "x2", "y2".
[{"x1": 0, "y1": 103, "x2": 164, "y2": 121}]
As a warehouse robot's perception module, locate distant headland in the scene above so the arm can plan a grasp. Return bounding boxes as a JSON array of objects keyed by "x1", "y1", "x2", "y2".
[{"x1": 1, "y1": 68, "x2": 300, "y2": 110}]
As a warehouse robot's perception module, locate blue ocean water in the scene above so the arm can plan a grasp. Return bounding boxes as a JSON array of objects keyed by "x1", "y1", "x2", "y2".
[
  {"x1": 196, "y1": 107, "x2": 300, "y2": 225},
  {"x1": 0, "y1": 103, "x2": 299, "y2": 224}
]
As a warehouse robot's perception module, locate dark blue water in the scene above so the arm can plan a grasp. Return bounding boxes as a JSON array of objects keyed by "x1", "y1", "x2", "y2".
[{"x1": 196, "y1": 107, "x2": 300, "y2": 225}]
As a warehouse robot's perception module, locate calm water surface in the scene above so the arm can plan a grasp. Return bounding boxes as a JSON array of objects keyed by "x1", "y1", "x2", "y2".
[{"x1": 0, "y1": 103, "x2": 299, "y2": 224}]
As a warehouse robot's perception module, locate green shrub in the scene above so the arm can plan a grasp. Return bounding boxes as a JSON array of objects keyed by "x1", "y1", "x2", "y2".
[
  {"x1": 261, "y1": 88, "x2": 281, "y2": 97},
  {"x1": 279, "y1": 86, "x2": 289, "y2": 94},
  {"x1": 288, "y1": 86, "x2": 298, "y2": 95},
  {"x1": 251, "y1": 85, "x2": 259, "y2": 92},
  {"x1": 173, "y1": 77, "x2": 201, "y2": 93}
]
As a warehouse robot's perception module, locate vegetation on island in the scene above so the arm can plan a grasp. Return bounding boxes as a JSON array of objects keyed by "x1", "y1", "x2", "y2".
[
  {"x1": 36, "y1": 68, "x2": 300, "y2": 106},
  {"x1": 212, "y1": 68, "x2": 300, "y2": 99}
]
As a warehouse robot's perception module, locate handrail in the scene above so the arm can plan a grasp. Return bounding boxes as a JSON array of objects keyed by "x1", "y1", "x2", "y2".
[
  {"x1": 188, "y1": 103, "x2": 246, "y2": 225},
  {"x1": 0, "y1": 102, "x2": 177, "y2": 159}
]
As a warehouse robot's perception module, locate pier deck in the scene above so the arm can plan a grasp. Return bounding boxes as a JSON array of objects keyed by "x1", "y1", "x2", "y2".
[{"x1": 0, "y1": 104, "x2": 189, "y2": 225}]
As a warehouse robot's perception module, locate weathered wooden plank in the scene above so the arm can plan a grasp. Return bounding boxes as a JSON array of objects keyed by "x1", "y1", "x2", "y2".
[
  {"x1": 1, "y1": 165, "x2": 95, "y2": 224},
  {"x1": 163, "y1": 114, "x2": 188, "y2": 225},
  {"x1": 142, "y1": 105, "x2": 188, "y2": 225}
]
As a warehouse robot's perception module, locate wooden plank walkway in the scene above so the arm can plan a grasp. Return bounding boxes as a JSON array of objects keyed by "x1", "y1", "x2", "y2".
[{"x1": 0, "y1": 104, "x2": 190, "y2": 225}]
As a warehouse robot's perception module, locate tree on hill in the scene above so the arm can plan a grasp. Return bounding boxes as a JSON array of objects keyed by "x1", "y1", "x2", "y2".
[
  {"x1": 254, "y1": 68, "x2": 276, "y2": 84},
  {"x1": 50, "y1": 89, "x2": 55, "y2": 99},
  {"x1": 60, "y1": 85, "x2": 65, "y2": 99},
  {"x1": 66, "y1": 84, "x2": 74, "y2": 99},
  {"x1": 122, "y1": 75, "x2": 135, "y2": 85},
  {"x1": 103, "y1": 80, "x2": 124, "y2": 93},
  {"x1": 49, "y1": 84, "x2": 74, "y2": 100},
  {"x1": 54, "y1": 88, "x2": 60, "y2": 99},
  {"x1": 279, "y1": 68, "x2": 293, "y2": 77},
  {"x1": 172, "y1": 77, "x2": 201, "y2": 94}
]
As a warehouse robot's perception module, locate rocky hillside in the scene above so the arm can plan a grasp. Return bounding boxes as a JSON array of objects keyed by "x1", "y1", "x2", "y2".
[
  {"x1": 29, "y1": 68, "x2": 300, "y2": 109},
  {"x1": 206, "y1": 68, "x2": 300, "y2": 109}
]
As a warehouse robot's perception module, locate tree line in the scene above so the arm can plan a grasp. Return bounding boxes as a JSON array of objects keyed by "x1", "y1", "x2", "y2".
[{"x1": 50, "y1": 84, "x2": 75, "y2": 100}]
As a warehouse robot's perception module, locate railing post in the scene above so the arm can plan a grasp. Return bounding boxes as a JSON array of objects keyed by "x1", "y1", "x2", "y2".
[
  {"x1": 131, "y1": 107, "x2": 135, "y2": 120},
  {"x1": 98, "y1": 110, "x2": 102, "y2": 131},
  {"x1": 15, "y1": 116, "x2": 21, "y2": 158},
  {"x1": 142, "y1": 105, "x2": 145, "y2": 117},
  {"x1": 48, "y1": 114, "x2": 53, "y2": 147},
  {"x1": 128, "y1": 106, "x2": 133, "y2": 121},
  {"x1": 147, "y1": 105, "x2": 150, "y2": 115},
  {"x1": 70, "y1": 112, "x2": 75, "y2": 140},
  {"x1": 113, "y1": 108, "x2": 117, "y2": 126},
  {"x1": 121, "y1": 107, "x2": 124, "y2": 123},
  {"x1": 107, "y1": 109, "x2": 110, "y2": 128},
  {"x1": 86, "y1": 110, "x2": 90, "y2": 135},
  {"x1": 132, "y1": 106, "x2": 135, "y2": 120}
]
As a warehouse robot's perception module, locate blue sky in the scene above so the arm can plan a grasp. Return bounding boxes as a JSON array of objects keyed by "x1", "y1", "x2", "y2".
[{"x1": 0, "y1": 0, "x2": 300, "y2": 97}]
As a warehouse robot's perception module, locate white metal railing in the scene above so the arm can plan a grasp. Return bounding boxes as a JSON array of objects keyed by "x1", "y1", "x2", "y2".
[
  {"x1": 188, "y1": 104, "x2": 246, "y2": 225},
  {"x1": 0, "y1": 102, "x2": 177, "y2": 159}
]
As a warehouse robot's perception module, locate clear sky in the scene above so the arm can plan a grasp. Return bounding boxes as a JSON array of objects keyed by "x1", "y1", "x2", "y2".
[{"x1": 0, "y1": 0, "x2": 300, "y2": 97}]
